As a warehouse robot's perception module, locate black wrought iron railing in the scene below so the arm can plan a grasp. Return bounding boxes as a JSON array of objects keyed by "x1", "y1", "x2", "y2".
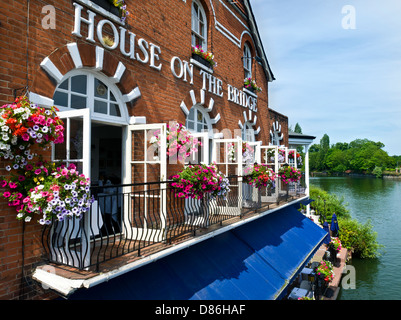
[{"x1": 41, "y1": 176, "x2": 306, "y2": 271}]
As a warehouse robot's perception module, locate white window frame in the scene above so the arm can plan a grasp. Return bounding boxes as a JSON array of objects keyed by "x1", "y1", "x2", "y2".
[
  {"x1": 191, "y1": 0, "x2": 208, "y2": 50},
  {"x1": 186, "y1": 105, "x2": 213, "y2": 164},
  {"x1": 241, "y1": 122, "x2": 255, "y2": 142},
  {"x1": 243, "y1": 43, "x2": 252, "y2": 79},
  {"x1": 53, "y1": 70, "x2": 129, "y2": 126}
]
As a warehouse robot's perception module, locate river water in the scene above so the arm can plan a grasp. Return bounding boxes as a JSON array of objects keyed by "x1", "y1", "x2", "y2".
[{"x1": 310, "y1": 176, "x2": 401, "y2": 300}]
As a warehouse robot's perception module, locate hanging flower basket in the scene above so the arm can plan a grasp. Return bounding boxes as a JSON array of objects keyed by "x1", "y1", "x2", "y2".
[
  {"x1": 150, "y1": 122, "x2": 201, "y2": 162},
  {"x1": 244, "y1": 78, "x2": 262, "y2": 92},
  {"x1": 243, "y1": 164, "x2": 276, "y2": 189},
  {"x1": 1, "y1": 162, "x2": 94, "y2": 224},
  {"x1": 191, "y1": 46, "x2": 217, "y2": 68},
  {"x1": 0, "y1": 96, "x2": 64, "y2": 169},
  {"x1": 278, "y1": 165, "x2": 301, "y2": 184},
  {"x1": 169, "y1": 163, "x2": 230, "y2": 200}
]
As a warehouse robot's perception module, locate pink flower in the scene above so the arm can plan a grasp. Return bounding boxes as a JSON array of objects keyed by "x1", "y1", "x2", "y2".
[
  {"x1": 3, "y1": 191, "x2": 11, "y2": 198},
  {"x1": 9, "y1": 182, "x2": 17, "y2": 189},
  {"x1": 50, "y1": 184, "x2": 60, "y2": 192},
  {"x1": 22, "y1": 133, "x2": 30, "y2": 141}
]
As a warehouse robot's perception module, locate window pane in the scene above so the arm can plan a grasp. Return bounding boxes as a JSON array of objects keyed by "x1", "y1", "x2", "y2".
[
  {"x1": 70, "y1": 118, "x2": 83, "y2": 159},
  {"x1": 58, "y1": 79, "x2": 68, "y2": 90},
  {"x1": 94, "y1": 100, "x2": 107, "y2": 114},
  {"x1": 188, "y1": 108, "x2": 195, "y2": 120},
  {"x1": 95, "y1": 78, "x2": 108, "y2": 98},
  {"x1": 197, "y1": 123, "x2": 203, "y2": 132},
  {"x1": 200, "y1": 22, "x2": 205, "y2": 37},
  {"x1": 71, "y1": 75, "x2": 87, "y2": 94},
  {"x1": 187, "y1": 120, "x2": 194, "y2": 130},
  {"x1": 197, "y1": 110, "x2": 203, "y2": 122},
  {"x1": 110, "y1": 92, "x2": 117, "y2": 101},
  {"x1": 71, "y1": 94, "x2": 86, "y2": 109},
  {"x1": 53, "y1": 91, "x2": 68, "y2": 107},
  {"x1": 110, "y1": 103, "x2": 121, "y2": 117}
]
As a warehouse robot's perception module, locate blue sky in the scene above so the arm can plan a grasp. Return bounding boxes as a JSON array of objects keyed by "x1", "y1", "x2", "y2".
[{"x1": 251, "y1": 0, "x2": 401, "y2": 156}]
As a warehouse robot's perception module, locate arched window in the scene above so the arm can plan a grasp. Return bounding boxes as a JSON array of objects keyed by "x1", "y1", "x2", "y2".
[
  {"x1": 52, "y1": 70, "x2": 128, "y2": 186},
  {"x1": 186, "y1": 106, "x2": 212, "y2": 164},
  {"x1": 186, "y1": 106, "x2": 211, "y2": 133},
  {"x1": 243, "y1": 43, "x2": 252, "y2": 79},
  {"x1": 191, "y1": 0, "x2": 207, "y2": 50},
  {"x1": 242, "y1": 122, "x2": 255, "y2": 142},
  {"x1": 53, "y1": 72, "x2": 126, "y2": 123}
]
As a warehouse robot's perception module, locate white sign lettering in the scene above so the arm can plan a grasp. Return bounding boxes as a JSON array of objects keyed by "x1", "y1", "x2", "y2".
[{"x1": 71, "y1": 2, "x2": 258, "y2": 112}]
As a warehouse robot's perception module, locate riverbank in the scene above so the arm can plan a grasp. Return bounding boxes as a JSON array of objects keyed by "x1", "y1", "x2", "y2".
[{"x1": 311, "y1": 171, "x2": 401, "y2": 180}]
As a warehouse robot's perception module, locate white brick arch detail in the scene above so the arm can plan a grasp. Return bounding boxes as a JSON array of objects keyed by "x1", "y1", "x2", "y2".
[{"x1": 33, "y1": 43, "x2": 141, "y2": 108}]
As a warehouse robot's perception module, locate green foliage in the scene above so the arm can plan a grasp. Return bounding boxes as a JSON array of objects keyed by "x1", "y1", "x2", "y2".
[
  {"x1": 309, "y1": 135, "x2": 398, "y2": 174},
  {"x1": 309, "y1": 186, "x2": 350, "y2": 220},
  {"x1": 309, "y1": 186, "x2": 382, "y2": 258},
  {"x1": 338, "y1": 218, "x2": 383, "y2": 259},
  {"x1": 372, "y1": 166, "x2": 383, "y2": 178}
]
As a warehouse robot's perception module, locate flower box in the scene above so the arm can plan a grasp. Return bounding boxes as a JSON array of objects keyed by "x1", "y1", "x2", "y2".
[
  {"x1": 191, "y1": 53, "x2": 213, "y2": 69},
  {"x1": 92, "y1": 0, "x2": 120, "y2": 16},
  {"x1": 191, "y1": 46, "x2": 216, "y2": 69},
  {"x1": 244, "y1": 78, "x2": 262, "y2": 93},
  {"x1": 91, "y1": 0, "x2": 129, "y2": 22}
]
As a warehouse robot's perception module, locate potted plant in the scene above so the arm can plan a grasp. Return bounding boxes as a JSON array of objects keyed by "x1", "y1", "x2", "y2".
[
  {"x1": 191, "y1": 45, "x2": 217, "y2": 69},
  {"x1": 244, "y1": 77, "x2": 262, "y2": 93},
  {"x1": 243, "y1": 163, "x2": 276, "y2": 189},
  {"x1": 328, "y1": 237, "x2": 342, "y2": 266},
  {"x1": 0, "y1": 96, "x2": 64, "y2": 169},
  {"x1": 315, "y1": 260, "x2": 334, "y2": 283},
  {"x1": 150, "y1": 122, "x2": 201, "y2": 163},
  {"x1": 169, "y1": 163, "x2": 230, "y2": 200}
]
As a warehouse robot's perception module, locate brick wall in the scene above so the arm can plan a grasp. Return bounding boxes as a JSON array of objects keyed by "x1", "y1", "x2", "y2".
[{"x1": 0, "y1": 0, "x2": 288, "y2": 299}]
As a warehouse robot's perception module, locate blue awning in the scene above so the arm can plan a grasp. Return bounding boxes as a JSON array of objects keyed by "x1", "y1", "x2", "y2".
[
  {"x1": 300, "y1": 198, "x2": 315, "y2": 206},
  {"x1": 69, "y1": 205, "x2": 327, "y2": 300}
]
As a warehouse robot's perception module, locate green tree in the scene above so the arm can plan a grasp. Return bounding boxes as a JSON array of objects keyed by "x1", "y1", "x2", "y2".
[{"x1": 294, "y1": 123, "x2": 302, "y2": 134}]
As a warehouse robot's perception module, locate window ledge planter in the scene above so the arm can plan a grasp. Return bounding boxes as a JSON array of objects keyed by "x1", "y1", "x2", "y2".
[
  {"x1": 190, "y1": 56, "x2": 214, "y2": 74},
  {"x1": 92, "y1": 0, "x2": 120, "y2": 16},
  {"x1": 191, "y1": 46, "x2": 216, "y2": 73},
  {"x1": 243, "y1": 87, "x2": 258, "y2": 98},
  {"x1": 244, "y1": 78, "x2": 262, "y2": 95},
  {"x1": 191, "y1": 53, "x2": 213, "y2": 70},
  {"x1": 75, "y1": 0, "x2": 127, "y2": 25}
]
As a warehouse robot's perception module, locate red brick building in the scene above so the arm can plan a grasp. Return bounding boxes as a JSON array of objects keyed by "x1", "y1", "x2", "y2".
[{"x1": 0, "y1": 1, "x2": 320, "y2": 301}]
